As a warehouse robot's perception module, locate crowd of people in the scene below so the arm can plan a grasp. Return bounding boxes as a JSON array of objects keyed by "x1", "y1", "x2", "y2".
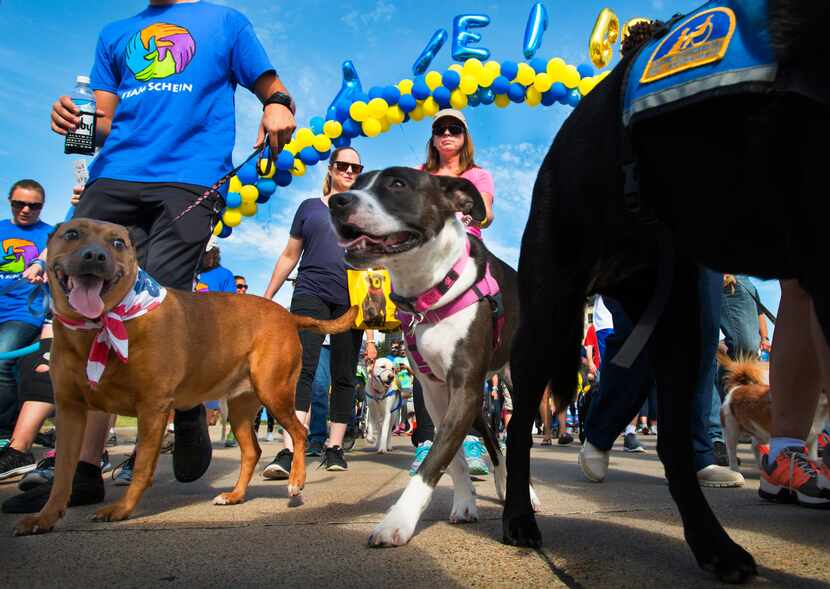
[{"x1": 1, "y1": 0, "x2": 829, "y2": 523}]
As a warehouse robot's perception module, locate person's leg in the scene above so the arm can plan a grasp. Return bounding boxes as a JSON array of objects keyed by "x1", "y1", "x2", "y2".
[
  {"x1": 691, "y1": 270, "x2": 722, "y2": 473},
  {"x1": 411, "y1": 378, "x2": 434, "y2": 446},
  {"x1": 720, "y1": 276, "x2": 762, "y2": 360},
  {"x1": 8, "y1": 402, "x2": 53, "y2": 452},
  {"x1": 327, "y1": 328, "x2": 362, "y2": 447},
  {"x1": 0, "y1": 321, "x2": 41, "y2": 438},
  {"x1": 308, "y1": 344, "x2": 331, "y2": 449}
]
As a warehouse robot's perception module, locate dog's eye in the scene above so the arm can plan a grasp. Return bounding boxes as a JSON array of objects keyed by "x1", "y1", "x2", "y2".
[
  {"x1": 62, "y1": 229, "x2": 79, "y2": 241},
  {"x1": 112, "y1": 239, "x2": 127, "y2": 250},
  {"x1": 390, "y1": 178, "x2": 405, "y2": 189}
]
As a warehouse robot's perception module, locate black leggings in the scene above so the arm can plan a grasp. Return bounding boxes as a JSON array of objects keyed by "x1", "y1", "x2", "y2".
[
  {"x1": 254, "y1": 407, "x2": 276, "y2": 433},
  {"x1": 291, "y1": 293, "x2": 362, "y2": 424}
]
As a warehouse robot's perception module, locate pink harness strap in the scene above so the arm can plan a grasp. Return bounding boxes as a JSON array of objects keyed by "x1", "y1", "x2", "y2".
[{"x1": 394, "y1": 238, "x2": 505, "y2": 383}]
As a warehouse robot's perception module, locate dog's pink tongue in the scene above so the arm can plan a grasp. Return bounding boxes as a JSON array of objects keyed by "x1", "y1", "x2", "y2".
[{"x1": 68, "y1": 277, "x2": 105, "y2": 319}]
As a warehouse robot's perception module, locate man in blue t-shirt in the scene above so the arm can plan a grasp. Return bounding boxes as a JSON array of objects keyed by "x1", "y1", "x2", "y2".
[
  {"x1": 15, "y1": 0, "x2": 298, "y2": 512},
  {"x1": 195, "y1": 245, "x2": 236, "y2": 294},
  {"x1": 0, "y1": 180, "x2": 52, "y2": 443}
]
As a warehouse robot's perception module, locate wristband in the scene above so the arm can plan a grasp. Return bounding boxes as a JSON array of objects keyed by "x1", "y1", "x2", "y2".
[
  {"x1": 263, "y1": 91, "x2": 296, "y2": 115},
  {"x1": 31, "y1": 259, "x2": 46, "y2": 271}
]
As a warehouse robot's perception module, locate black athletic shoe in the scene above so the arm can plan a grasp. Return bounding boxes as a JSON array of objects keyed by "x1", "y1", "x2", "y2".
[
  {"x1": 263, "y1": 449, "x2": 293, "y2": 480},
  {"x1": 34, "y1": 429, "x2": 56, "y2": 449},
  {"x1": 0, "y1": 447, "x2": 36, "y2": 480},
  {"x1": 173, "y1": 405, "x2": 212, "y2": 483},
  {"x1": 623, "y1": 433, "x2": 646, "y2": 453},
  {"x1": 321, "y1": 446, "x2": 348, "y2": 471},
  {"x1": 305, "y1": 440, "x2": 324, "y2": 457},
  {"x1": 342, "y1": 429, "x2": 356, "y2": 452},
  {"x1": 1, "y1": 461, "x2": 104, "y2": 514},
  {"x1": 713, "y1": 441, "x2": 730, "y2": 467},
  {"x1": 558, "y1": 433, "x2": 574, "y2": 445}
]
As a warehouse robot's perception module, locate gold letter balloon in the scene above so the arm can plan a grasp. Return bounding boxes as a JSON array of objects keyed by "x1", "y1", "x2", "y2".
[{"x1": 589, "y1": 8, "x2": 620, "y2": 69}]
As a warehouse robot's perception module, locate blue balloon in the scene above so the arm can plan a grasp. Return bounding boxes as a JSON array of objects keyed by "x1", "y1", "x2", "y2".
[
  {"x1": 325, "y1": 110, "x2": 337, "y2": 121},
  {"x1": 540, "y1": 89, "x2": 557, "y2": 106},
  {"x1": 451, "y1": 14, "x2": 491, "y2": 61},
  {"x1": 508, "y1": 83, "x2": 526, "y2": 103},
  {"x1": 442, "y1": 70, "x2": 460, "y2": 90},
  {"x1": 412, "y1": 76, "x2": 431, "y2": 100},
  {"x1": 382, "y1": 85, "x2": 401, "y2": 106},
  {"x1": 433, "y1": 86, "x2": 451, "y2": 108},
  {"x1": 342, "y1": 118, "x2": 362, "y2": 138},
  {"x1": 257, "y1": 193, "x2": 271, "y2": 205},
  {"x1": 567, "y1": 89, "x2": 581, "y2": 107},
  {"x1": 398, "y1": 93, "x2": 417, "y2": 113},
  {"x1": 491, "y1": 75, "x2": 510, "y2": 95},
  {"x1": 468, "y1": 93, "x2": 480, "y2": 107},
  {"x1": 413, "y1": 28, "x2": 449, "y2": 75},
  {"x1": 276, "y1": 149, "x2": 295, "y2": 171},
  {"x1": 332, "y1": 136, "x2": 352, "y2": 148},
  {"x1": 477, "y1": 88, "x2": 495, "y2": 105},
  {"x1": 522, "y1": 2, "x2": 549, "y2": 60},
  {"x1": 577, "y1": 63, "x2": 595, "y2": 78},
  {"x1": 256, "y1": 179, "x2": 276, "y2": 198},
  {"x1": 549, "y1": 82, "x2": 567, "y2": 101},
  {"x1": 335, "y1": 100, "x2": 351, "y2": 122},
  {"x1": 225, "y1": 192, "x2": 242, "y2": 208},
  {"x1": 218, "y1": 224, "x2": 233, "y2": 239},
  {"x1": 237, "y1": 162, "x2": 257, "y2": 185},
  {"x1": 500, "y1": 60, "x2": 519, "y2": 81},
  {"x1": 325, "y1": 60, "x2": 364, "y2": 122},
  {"x1": 276, "y1": 170, "x2": 293, "y2": 187},
  {"x1": 368, "y1": 86, "x2": 384, "y2": 100},
  {"x1": 317, "y1": 149, "x2": 331, "y2": 161},
  {"x1": 529, "y1": 57, "x2": 547, "y2": 74},
  {"x1": 309, "y1": 116, "x2": 325, "y2": 135},
  {"x1": 299, "y1": 146, "x2": 320, "y2": 165}
]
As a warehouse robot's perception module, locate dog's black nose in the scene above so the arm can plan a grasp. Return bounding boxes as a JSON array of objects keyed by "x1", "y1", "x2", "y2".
[
  {"x1": 78, "y1": 244, "x2": 109, "y2": 265},
  {"x1": 330, "y1": 192, "x2": 356, "y2": 212}
]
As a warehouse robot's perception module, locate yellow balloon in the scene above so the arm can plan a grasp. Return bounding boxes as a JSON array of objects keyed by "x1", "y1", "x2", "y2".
[
  {"x1": 533, "y1": 72, "x2": 552, "y2": 93},
  {"x1": 484, "y1": 60, "x2": 501, "y2": 78},
  {"x1": 222, "y1": 208, "x2": 242, "y2": 228},
  {"x1": 599, "y1": 70, "x2": 612, "y2": 82},
  {"x1": 425, "y1": 70, "x2": 442, "y2": 91},
  {"x1": 240, "y1": 184, "x2": 259, "y2": 204},
  {"x1": 448, "y1": 64, "x2": 464, "y2": 73},
  {"x1": 284, "y1": 141, "x2": 297, "y2": 155},
  {"x1": 379, "y1": 116, "x2": 391, "y2": 133},
  {"x1": 459, "y1": 75, "x2": 478, "y2": 95},
  {"x1": 240, "y1": 201, "x2": 257, "y2": 217},
  {"x1": 295, "y1": 127, "x2": 314, "y2": 149},
  {"x1": 410, "y1": 104, "x2": 425, "y2": 121},
  {"x1": 422, "y1": 96, "x2": 439, "y2": 116},
  {"x1": 257, "y1": 158, "x2": 275, "y2": 178},
  {"x1": 476, "y1": 70, "x2": 494, "y2": 87},
  {"x1": 589, "y1": 7, "x2": 620, "y2": 69},
  {"x1": 228, "y1": 176, "x2": 242, "y2": 193},
  {"x1": 368, "y1": 97, "x2": 389, "y2": 119},
  {"x1": 579, "y1": 77, "x2": 596, "y2": 96},
  {"x1": 362, "y1": 117, "x2": 382, "y2": 137},
  {"x1": 547, "y1": 57, "x2": 566, "y2": 75},
  {"x1": 349, "y1": 101, "x2": 369, "y2": 122},
  {"x1": 212, "y1": 221, "x2": 224, "y2": 236},
  {"x1": 526, "y1": 87, "x2": 542, "y2": 106},
  {"x1": 386, "y1": 105, "x2": 405, "y2": 124},
  {"x1": 494, "y1": 94, "x2": 510, "y2": 108},
  {"x1": 450, "y1": 90, "x2": 468, "y2": 110},
  {"x1": 463, "y1": 58, "x2": 484, "y2": 76},
  {"x1": 323, "y1": 120, "x2": 342, "y2": 139},
  {"x1": 291, "y1": 159, "x2": 306, "y2": 177},
  {"x1": 398, "y1": 79, "x2": 414, "y2": 94},
  {"x1": 516, "y1": 63, "x2": 535, "y2": 86},
  {"x1": 313, "y1": 134, "x2": 332, "y2": 153},
  {"x1": 562, "y1": 65, "x2": 581, "y2": 89}
]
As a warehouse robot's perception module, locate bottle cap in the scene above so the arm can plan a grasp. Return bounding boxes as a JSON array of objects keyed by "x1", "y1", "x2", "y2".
[{"x1": 76, "y1": 75, "x2": 91, "y2": 85}]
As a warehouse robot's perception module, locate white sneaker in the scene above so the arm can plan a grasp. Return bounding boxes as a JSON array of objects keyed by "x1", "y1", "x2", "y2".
[
  {"x1": 579, "y1": 441, "x2": 610, "y2": 482},
  {"x1": 697, "y1": 464, "x2": 745, "y2": 488}
]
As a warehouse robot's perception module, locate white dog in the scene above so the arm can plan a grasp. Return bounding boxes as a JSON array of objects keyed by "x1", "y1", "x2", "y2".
[{"x1": 364, "y1": 357, "x2": 400, "y2": 453}]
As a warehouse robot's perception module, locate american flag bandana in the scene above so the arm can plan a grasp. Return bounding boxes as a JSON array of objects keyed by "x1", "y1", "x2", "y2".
[{"x1": 54, "y1": 269, "x2": 167, "y2": 388}]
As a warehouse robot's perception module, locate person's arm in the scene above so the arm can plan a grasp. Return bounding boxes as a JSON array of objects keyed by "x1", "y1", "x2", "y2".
[
  {"x1": 263, "y1": 236, "x2": 303, "y2": 299},
  {"x1": 50, "y1": 90, "x2": 117, "y2": 145},
  {"x1": 479, "y1": 192, "x2": 495, "y2": 228},
  {"x1": 759, "y1": 313, "x2": 771, "y2": 351},
  {"x1": 22, "y1": 250, "x2": 48, "y2": 284},
  {"x1": 364, "y1": 330, "x2": 378, "y2": 361},
  {"x1": 253, "y1": 72, "x2": 296, "y2": 155}
]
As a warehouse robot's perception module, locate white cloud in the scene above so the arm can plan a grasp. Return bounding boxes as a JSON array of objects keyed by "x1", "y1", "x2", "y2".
[
  {"x1": 651, "y1": 0, "x2": 666, "y2": 10},
  {"x1": 341, "y1": 0, "x2": 396, "y2": 33},
  {"x1": 477, "y1": 142, "x2": 548, "y2": 210},
  {"x1": 485, "y1": 237, "x2": 520, "y2": 270}
]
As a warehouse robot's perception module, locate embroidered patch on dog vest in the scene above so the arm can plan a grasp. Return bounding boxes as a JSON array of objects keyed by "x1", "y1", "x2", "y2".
[{"x1": 640, "y1": 7, "x2": 736, "y2": 84}]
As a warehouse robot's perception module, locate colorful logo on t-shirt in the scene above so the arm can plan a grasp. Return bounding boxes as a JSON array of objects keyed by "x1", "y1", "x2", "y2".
[
  {"x1": 125, "y1": 23, "x2": 196, "y2": 82},
  {"x1": 195, "y1": 281, "x2": 209, "y2": 292},
  {"x1": 0, "y1": 238, "x2": 39, "y2": 274}
]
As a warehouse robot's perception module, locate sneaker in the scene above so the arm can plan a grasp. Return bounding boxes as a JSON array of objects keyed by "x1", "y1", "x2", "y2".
[
  {"x1": 160, "y1": 430, "x2": 174, "y2": 454},
  {"x1": 100, "y1": 451, "x2": 112, "y2": 474},
  {"x1": 409, "y1": 440, "x2": 432, "y2": 476},
  {"x1": 321, "y1": 445, "x2": 348, "y2": 471},
  {"x1": 224, "y1": 432, "x2": 237, "y2": 448},
  {"x1": 649, "y1": 424, "x2": 658, "y2": 436},
  {"x1": 579, "y1": 441, "x2": 610, "y2": 482},
  {"x1": 105, "y1": 429, "x2": 118, "y2": 447},
  {"x1": 34, "y1": 429, "x2": 56, "y2": 448},
  {"x1": 558, "y1": 432, "x2": 574, "y2": 445},
  {"x1": 19, "y1": 450, "x2": 56, "y2": 491},
  {"x1": 342, "y1": 428, "x2": 356, "y2": 452},
  {"x1": 265, "y1": 432, "x2": 274, "y2": 443},
  {"x1": 540, "y1": 437, "x2": 553, "y2": 446},
  {"x1": 760, "y1": 446, "x2": 830, "y2": 507},
  {"x1": 112, "y1": 453, "x2": 135, "y2": 486},
  {"x1": 713, "y1": 441, "x2": 729, "y2": 467},
  {"x1": 263, "y1": 449, "x2": 293, "y2": 480},
  {"x1": 173, "y1": 405, "x2": 212, "y2": 483},
  {"x1": 818, "y1": 431, "x2": 829, "y2": 458},
  {"x1": 463, "y1": 435, "x2": 489, "y2": 476},
  {"x1": 623, "y1": 433, "x2": 646, "y2": 453},
  {"x1": 697, "y1": 464, "x2": 745, "y2": 488},
  {"x1": 0, "y1": 446, "x2": 36, "y2": 480},
  {"x1": 305, "y1": 439, "x2": 324, "y2": 457},
  {"x1": 639, "y1": 425, "x2": 650, "y2": 436},
  {"x1": 0, "y1": 438, "x2": 10, "y2": 450},
  {"x1": 2, "y1": 461, "x2": 104, "y2": 514}
]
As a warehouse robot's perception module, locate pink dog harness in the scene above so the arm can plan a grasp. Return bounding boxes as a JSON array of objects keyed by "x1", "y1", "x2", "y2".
[{"x1": 393, "y1": 238, "x2": 504, "y2": 383}]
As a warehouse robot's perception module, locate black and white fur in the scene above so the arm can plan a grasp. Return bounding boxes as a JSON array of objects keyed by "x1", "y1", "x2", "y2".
[
  {"x1": 329, "y1": 167, "x2": 539, "y2": 546},
  {"x1": 364, "y1": 357, "x2": 399, "y2": 454}
]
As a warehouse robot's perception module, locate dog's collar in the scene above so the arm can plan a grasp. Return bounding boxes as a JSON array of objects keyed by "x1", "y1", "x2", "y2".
[{"x1": 54, "y1": 269, "x2": 167, "y2": 388}]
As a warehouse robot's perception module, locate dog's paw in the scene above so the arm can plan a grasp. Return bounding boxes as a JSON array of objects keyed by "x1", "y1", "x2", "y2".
[
  {"x1": 91, "y1": 502, "x2": 132, "y2": 522},
  {"x1": 13, "y1": 513, "x2": 58, "y2": 536},
  {"x1": 697, "y1": 540, "x2": 757, "y2": 584},
  {"x1": 287, "y1": 483, "x2": 304, "y2": 497},
  {"x1": 529, "y1": 485, "x2": 542, "y2": 513},
  {"x1": 502, "y1": 512, "x2": 542, "y2": 548},
  {"x1": 450, "y1": 496, "x2": 479, "y2": 524},
  {"x1": 368, "y1": 508, "x2": 416, "y2": 547},
  {"x1": 213, "y1": 492, "x2": 245, "y2": 506}
]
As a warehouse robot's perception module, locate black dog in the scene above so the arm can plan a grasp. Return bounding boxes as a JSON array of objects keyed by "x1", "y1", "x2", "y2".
[{"x1": 503, "y1": 0, "x2": 829, "y2": 584}]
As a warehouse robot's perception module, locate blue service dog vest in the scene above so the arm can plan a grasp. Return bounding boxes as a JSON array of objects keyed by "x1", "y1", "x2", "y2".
[{"x1": 623, "y1": 0, "x2": 776, "y2": 126}]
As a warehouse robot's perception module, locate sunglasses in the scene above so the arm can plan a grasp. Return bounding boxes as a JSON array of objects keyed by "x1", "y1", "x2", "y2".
[
  {"x1": 332, "y1": 161, "x2": 364, "y2": 174},
  {"x1": 10, "y1": 200, "x2": 43, "y2": 211},
  {"x1": 236, "y1": 284, "x2": 248, "y2": 290},
  {"x1": 432, "y1": 123, "x2": 465, "y2": 137}
]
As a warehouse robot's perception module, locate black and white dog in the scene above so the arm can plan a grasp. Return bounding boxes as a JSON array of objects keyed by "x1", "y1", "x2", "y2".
[{"x1": 329, "y1": 168, "x2": 539, "y2": 546}]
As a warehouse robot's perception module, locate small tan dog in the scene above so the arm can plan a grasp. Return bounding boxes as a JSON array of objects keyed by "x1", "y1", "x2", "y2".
[{"x1": 718, "y1": 351, "x2": 828, "y2": 472}]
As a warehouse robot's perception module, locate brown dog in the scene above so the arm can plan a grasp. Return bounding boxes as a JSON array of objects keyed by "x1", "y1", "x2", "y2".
[{"x1": 13, "y1": 218, "x2": 357, "y2": 536}]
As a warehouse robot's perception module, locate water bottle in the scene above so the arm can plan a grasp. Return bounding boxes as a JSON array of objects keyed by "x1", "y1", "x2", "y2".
[{"x1": 64, "y1": 75, "x2": 96, "y2": 156}]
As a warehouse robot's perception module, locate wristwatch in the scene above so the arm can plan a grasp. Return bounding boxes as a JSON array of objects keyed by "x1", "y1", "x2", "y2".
[{"x1": 262, "y1": 91, "x2": 296, "y2": 114}]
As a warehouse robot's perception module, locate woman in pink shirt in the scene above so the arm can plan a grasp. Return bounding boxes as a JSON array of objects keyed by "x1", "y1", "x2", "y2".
[{"x1": 419, "y1": 108, "x2": 495, "y2": 239}]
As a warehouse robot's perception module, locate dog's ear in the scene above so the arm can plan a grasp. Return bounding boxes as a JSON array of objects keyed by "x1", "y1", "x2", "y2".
[{"x1": 436, "y1": 175, "x2": 486, "y2": 224}]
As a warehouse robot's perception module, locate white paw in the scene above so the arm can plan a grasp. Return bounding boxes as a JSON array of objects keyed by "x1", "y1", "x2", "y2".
[
  {"x1": 369, "y1": 507, "x2": 416, "y2": 547},
  {"x1": 494, "y1": 460, "x2": 507, "y2": 502},
  {"x1": 213, "y1": 494, "x2": 230, "y2": 505},
  {"x1": 529, "y1": 484, "x2": 542, "y2": 513},
  {"x1": 287, "y1": 484, "x2": 303, "y2": 497},
  {"x1": 365, "y1": 435, "x2": 377, "y2": 445},
  {"x1": 449, "y1": 495, "x2": 478, "y2": 524}
]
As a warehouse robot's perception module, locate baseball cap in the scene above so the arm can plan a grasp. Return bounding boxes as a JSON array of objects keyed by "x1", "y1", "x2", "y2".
[{"x1": 433, "y1": 108, "x2": 467, "y2": 129}]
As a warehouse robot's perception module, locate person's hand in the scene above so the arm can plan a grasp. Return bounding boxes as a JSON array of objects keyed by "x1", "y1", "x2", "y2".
[
  {"x1": 364, "y1": 341, "x2": 377, "y2": 361},
  {"x1": 50, "y1": 96, "x2": 105, "y2": 135},
  {"x1": 460, "y1": 214, "x2": 473, "y2": 226},
  {"x1": 23, "y1": 263, "x2": 46, "y2": 284},
  {"x1": 70, "y1": 185, "x2": 84, "y2": 207},
  {"x1": 723, "y1": 274, "x2": 737, "y2": 295},
  {"x1": 760, "y1": 338, "x2": 771, "y2": 352},
  {"x1": 256, "y1": 104, "x2": 296, "y2": 155}
]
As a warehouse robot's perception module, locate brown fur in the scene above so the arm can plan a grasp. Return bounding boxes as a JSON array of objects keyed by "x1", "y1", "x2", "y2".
[{"x1": 13, "y1": 219, "x2": 357, "y2": 536}]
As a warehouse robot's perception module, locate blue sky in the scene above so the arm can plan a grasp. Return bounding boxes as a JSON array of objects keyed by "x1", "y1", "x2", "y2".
[{"x1": 0, "y1": 0, "x2": 780, "y2": 318}]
